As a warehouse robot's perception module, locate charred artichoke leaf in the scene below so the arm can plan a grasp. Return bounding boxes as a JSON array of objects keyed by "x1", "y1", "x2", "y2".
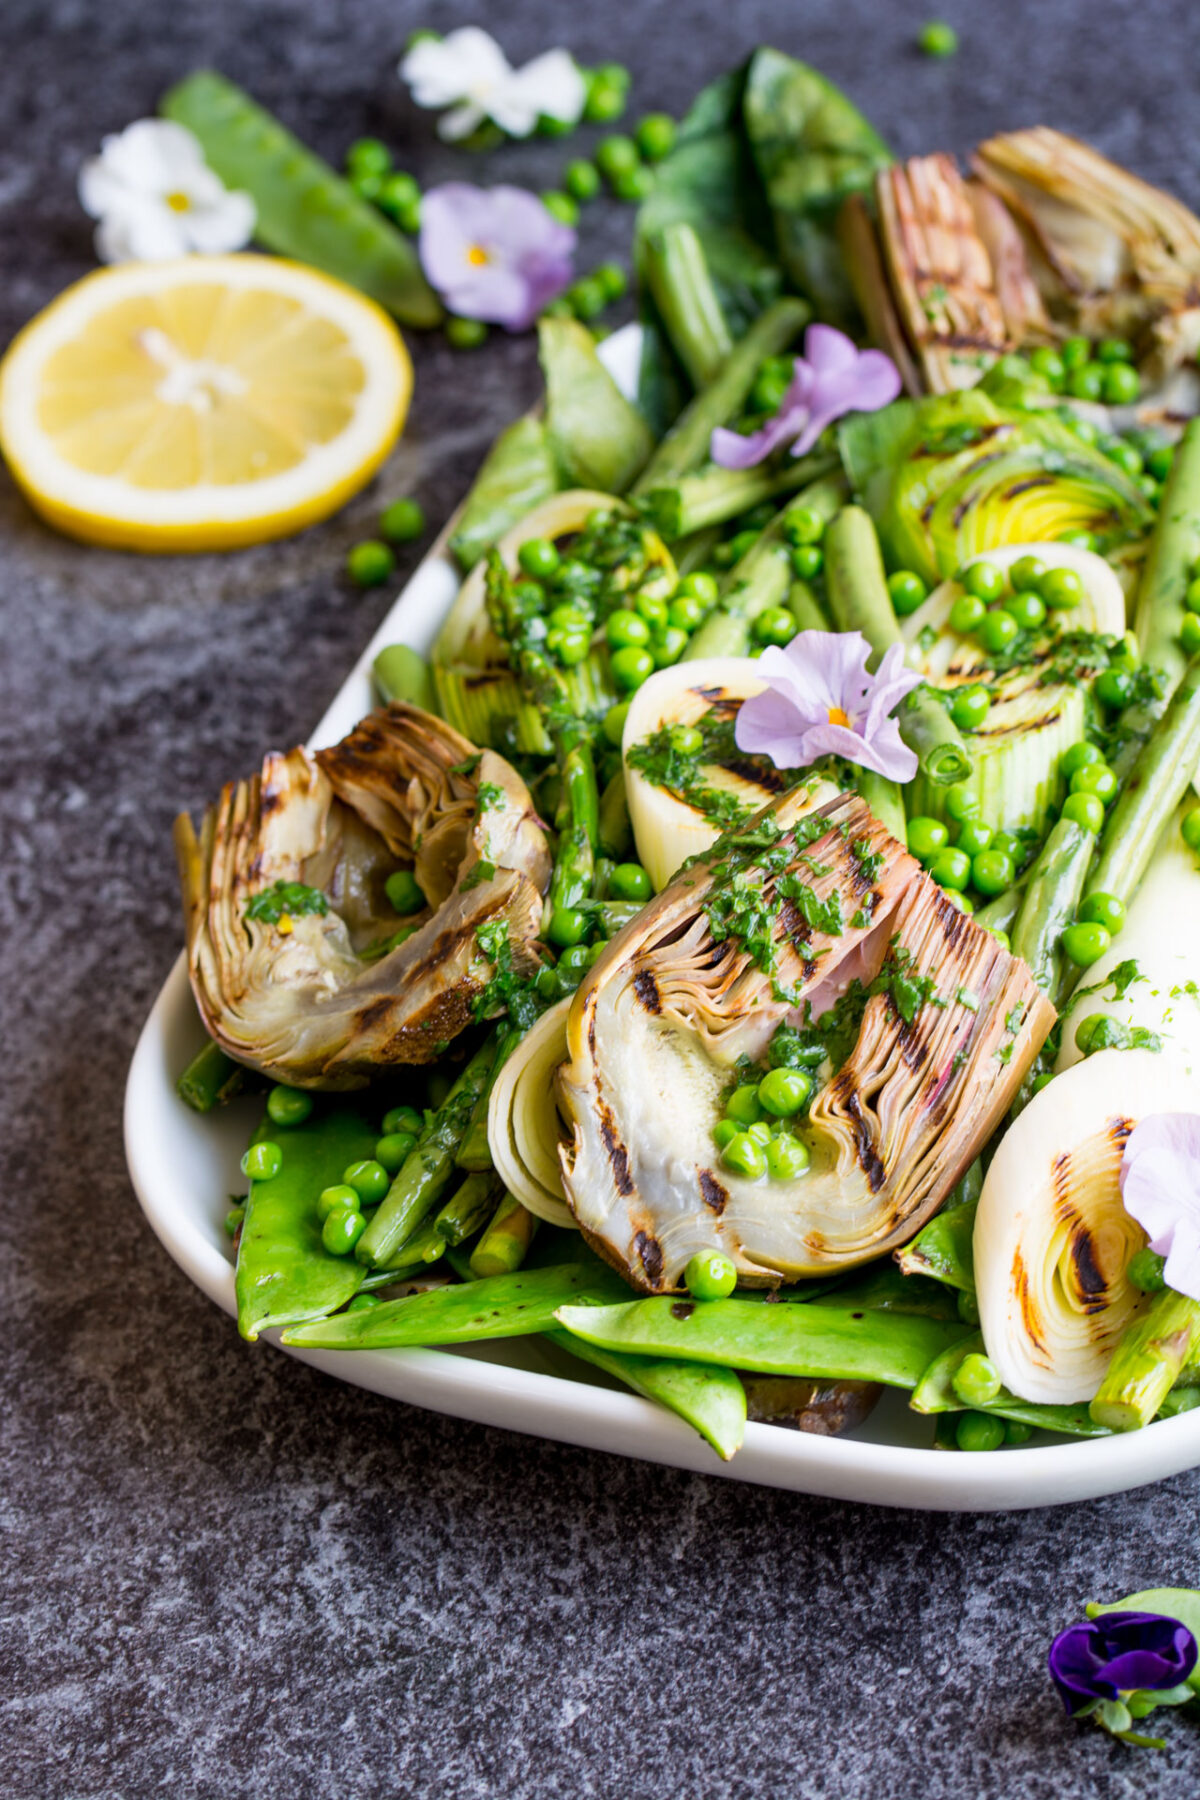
[
  {"x1": 175, "y1": 703, "x2": 551, "y2": 1088},
  {"x1": 558, "y1": 788, "x2": 1054, "y2": 1293}
]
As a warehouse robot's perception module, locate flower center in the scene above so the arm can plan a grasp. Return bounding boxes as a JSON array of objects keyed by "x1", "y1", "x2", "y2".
[
  {"x1": 466, "y1": 244, "x2": 490, "y2": 267},
  {"x1": 165, "y1": 190, "x2": 192, "y2": 213},
  {"x1": 827, "y1": 706, "x2": 852, "y2": 728}
]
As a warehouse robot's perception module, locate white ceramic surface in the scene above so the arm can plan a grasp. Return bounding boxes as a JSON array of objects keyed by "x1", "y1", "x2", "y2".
[{"x1": 123, "y1": 330, "x2": 1200, "y2": 1511}]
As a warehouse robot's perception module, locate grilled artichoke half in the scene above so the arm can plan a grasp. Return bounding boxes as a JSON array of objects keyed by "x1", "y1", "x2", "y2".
[
  {"x1": 176, "y1": 703, "x2": 551, "y2": 1088},
  {"x1": 557, "y1": 787, "x2": 1054, "y2": 1293}
]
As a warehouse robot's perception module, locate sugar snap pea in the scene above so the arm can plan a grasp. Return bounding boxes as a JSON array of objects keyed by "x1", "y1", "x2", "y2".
[{"x1": 544, "y1": 1330, "x2": 746, "y2": 1461}]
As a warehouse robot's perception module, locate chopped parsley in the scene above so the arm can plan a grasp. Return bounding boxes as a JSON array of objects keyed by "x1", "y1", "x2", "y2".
[
  {"x1": 776, "y1": 873, "x2": 844, "y2": 938},
  {"x1": 871, "y1": 944, "x2": 946, "y2": 1025},
  {"x1": 626, "y1": 712, "x2": 808, "y2": 831},
  {"x1": 850, "y1": 837, "x2": 884, "y2": 884},
  {"x1": 475, "y1": 782, "x2": 505, "y2": 813},
  {"x1": 472, "y1": 921, "x2": 541, "y2": 1030},
  {"x1": 244, "y1": 880, "x2": 329, "y2": 926},
  {"x1": 1079, "y1": 1018, "x2": 1163, "y2": 1058}
]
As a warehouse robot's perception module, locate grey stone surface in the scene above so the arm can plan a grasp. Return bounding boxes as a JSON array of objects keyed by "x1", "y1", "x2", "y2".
[{"x1": 5, "y1": 1, "x2": 1200, "y2": 1794}]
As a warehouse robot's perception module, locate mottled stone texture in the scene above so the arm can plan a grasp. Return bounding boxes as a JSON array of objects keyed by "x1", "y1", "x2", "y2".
[{"x1": 5, "y1": 1, "x2": 1200, "y2": 1794}]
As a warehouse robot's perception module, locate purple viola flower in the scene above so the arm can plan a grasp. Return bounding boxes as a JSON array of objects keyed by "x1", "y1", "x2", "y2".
[
  {"x1": 1120, "y1": 1113, "x2": 1200, "y2": 1303},
  {"x1": 735, "y1": 629, "x2": 922, "y2": 781},
  {"x1": 1049, "y1": 1612, "x2": 1198, "y2": 1714},
  {"x1": 711, "y1": 324, "x2": 901, "y2": 469},
  {"x1": 419, "y1": 183, "x2": 575, "y2": 331}
]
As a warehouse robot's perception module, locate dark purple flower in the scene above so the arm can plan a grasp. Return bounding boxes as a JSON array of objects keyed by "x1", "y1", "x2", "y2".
[
  {"x1": 734, "y1": 629, "x2": 922, "y2": 781},
  {"x1": 419, "y1": 183, "x2": 575, "y2": 331},
  {"x1": 710, "y1": 324, "x2": 901, "y2": 469},
  {"x1": 1048, "y1": 1612, "x2": 1197, "y2": 1714}
]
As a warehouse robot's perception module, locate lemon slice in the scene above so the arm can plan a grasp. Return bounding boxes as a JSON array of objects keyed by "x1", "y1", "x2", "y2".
[{"x1": 0, "y1": 254, "x2": 412, "y2": 551}]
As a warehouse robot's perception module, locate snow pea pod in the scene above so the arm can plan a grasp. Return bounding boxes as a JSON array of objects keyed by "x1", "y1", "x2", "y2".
[
  {"x1": 910, "y1": 1331, "x2": 1110, "y2": 1439},
  {"x1": 281, "y1": 1262, "x2": 630, "y2": 1349},
  {"x1": 896, "y1": 1191, "x2": 979, "y2": 1294},
  {"x1": 554, "y1": 1298, "x2": 968, "y2": 1387},
  {"x1": 544, "y1": 1330, "x2": 746, "y2": 1461},
  {"x1": 160, "y1": 71, "x2": 441, "y2": 326},
  {"x1": 235, "y1": 1107, "x2": 378, "y2": 1340}
]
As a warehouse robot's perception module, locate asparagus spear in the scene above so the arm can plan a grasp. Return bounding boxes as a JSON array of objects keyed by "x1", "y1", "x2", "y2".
[
  {"x1": 381, "y1": 1217, "x2": 447, "y2": 1274},
  {"x1": 1089, "y1": 1290, "x2": 1200, "y2": 1432},
  {"x1": 281, "y1": 1263, "x2": 629, "y2": 1349},
  {"x1": 1084, "y1": 658, "x2": 1200, "y2": 911},
  {"x1": 640, "y1": 222, "x2": 734, "y2": 389},
  {"x1": 356, "y1": 1038, "x2": 496, "y2": 1267},
  {"x1": 455, "y1": 1022, "x2": 522, "y2": 1171},
  {"x1": 823, "y1": 506, "x2": 972, "y2": 786},
  {"x1": 1116, "y1": 419, "x2": 1200, "y2": 773},
  {"x1": 637, "y1": 452, "x2": 838, "y2": 541},
  {"x1": 554, "y1": 1297, "x2": 969, "y2": 1387},
  {"x1": 632, "y1": 297, "x2": 810, "y2": 495},
  {"x1": 177, "y1": 1040, "x2": 247, "y2": 1113},
  {"x1": 1011, "y1": 818, "x2": 1094, "y2": 1001},
  {"x1": 470, "y1": 1191, "x2": 538, "y2": 1277},
  {"x1": 543, "y1": 1330, "x2": 747, "y2": 1461},
  {"x1": 434, "y1": 1171, "x2": 502, "y2": 1245}
]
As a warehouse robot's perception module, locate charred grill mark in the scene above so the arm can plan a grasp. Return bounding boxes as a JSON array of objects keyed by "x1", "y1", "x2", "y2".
[
  {"x1": 1108, "y1": 1115, "x2": 1135, "y2": 1147},
  {"x1": 698, "y1": 1170, "x2": 729, "y2": 1215},
  {"x1": 897, "y1": 1018, "x2": 930, "y2": 1072},
  {"x1": 721, "y1": 753, "x2": 793, "y2": 793},
  {"x1": 1004, "y1": 475, "x2": 1056, "y2": 499},
  {"x1": 843, "y1": 1090, "x2": 886, "y2": 1193},
  {"x1": 779, "y1": 896, "x2": 814, "y2": 951},
  {"x1": 1013, "y1": 1247, "x2": 1047, "y2": 1355},
  {"x1": 633, "y1": 969, "x2": 662, "y2": 1014},
  {"x1": 1069, "y1": 1224, "x2": 1108, "y2": 1307},
  {"x1": 933, "y1": 889, "x2": 972, "y2": 950},
  {"x1": 355, "y1": 996, "x2": 395, "y2": 1033},
  {"x1": 671, "y1": 1301, "x2": 695, "y2": 1320},
  {"x1": 635, "y1": 1230, "x2": 664, "y2": 1285},
  {"x1": 598, "y1": 1100, "x2": 635, "y2": 1197},
  {"x1": 975, "y1": 709, "x2": 1066, "y2": 739}
]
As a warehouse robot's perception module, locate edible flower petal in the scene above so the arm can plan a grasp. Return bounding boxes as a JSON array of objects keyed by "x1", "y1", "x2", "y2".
[
  {"x1": 1120, "y1": 1112, "x2": 1200, "y2": 1302},
  {"x1": 734, "y1": 629, "x2": 922, "y2": 781},
  {"x1": 78, "y1": 120, "x2": 255, "y2": 264},
  {"x1": 1048, "y1": 1611, "x2": 1198, "y2": 1712},
  {"x1": 711, "y1": 324, "x2": 901, "y2": 469},
  {"x1": 419, "y1": 183, "x2": 575, "y2": 331},
  {"x1": 400, "y1": 28, "x2": 585, "y2": 141}
]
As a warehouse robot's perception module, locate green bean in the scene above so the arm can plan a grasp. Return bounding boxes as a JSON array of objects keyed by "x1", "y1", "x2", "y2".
[
  {"x1": 1089, "y1": 1290, "x2": 1200, "y2": 1432},
  {"x1": 1011, "y1": 818, "x2": 1094, "y2": 1000},
  {"x1": 544, "y1": 1329, "x2": 746, "y2": 1460},
  {"x1": 281, "y1": 1262, "x2": 629, "y2": 1349},
  {"x1": 554, "y1": 1297, "x2": 969, "y2": 1387},
  {"x1": 372, "y1": 644, "x2": 435, "y2": 711},
  {"x1": 356, "y1": 1038, "x2": 496, "y2": 1266},
  {"x1": 632, "y1": 297, "x2": 810, "y2": 494},
  {"x1": 176, "y1": 1040, "x2": 247, "y2": 1113},
  {"x1": 911, "y1": 1332, "x2": 1110, "y2": 1438},
  {"x1": 434, "y1": 1172, "x2": 502, "y2": 1245},
  {"x1": 640, "y1": 222, "x2": 733, "y2": 389},
  {"x1": 637, "y1": 453, "x2": 838, "y2": 542},
  {"x1": 1085, "y1": 658, "x2": 1200, "y2": 910},
  {"x1": 160, "y1": 72, "x2": 440, "y2": 325},
  {"x1": 470, "y1": 1192, "x2": 538, "y2": 1277}
]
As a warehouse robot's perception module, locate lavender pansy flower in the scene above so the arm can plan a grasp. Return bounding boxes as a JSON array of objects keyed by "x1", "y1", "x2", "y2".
[
  {"x1": 419, "y1": 184, "x2": 575, "y2": 331},
  {"x1": 1049, "y1": 1612, "x2": 1198, "y2": 1713},
  {"x1": 711, "y1": 324, "x2": 901, "y2": 470},
  {"x1": 735, "y1": 629, "x2": 922, "y2": 781},
  {"x1": 1120, "y1": 1113, "x2": 1200, "y2": 1302}
]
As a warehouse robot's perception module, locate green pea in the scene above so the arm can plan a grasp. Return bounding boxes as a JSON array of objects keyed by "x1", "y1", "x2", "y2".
[
  {"x1": 1062, "y1": 792, "x2": 1105, "y2": 833},
  {"x1": 343, "y1": 1159, "x2": 389, "y2": 1206},
  {"x1": 1181, "y1": 614, "x2": 1200, "y2": 655},
  {"x1": 1004, "y1": 1420, "x2": 1032, "y2": 1446},
  {"x1": 547, "y1": 907, "x2": 588, "y2": 947},
  {"x1": 634, "y1": 593, "x2": 669, "y2": 630},
  {"x1": 1057, "y1": 528, "x2": 1097, "y2": 551},
  {"x1": 517, "y1": 538, "x2": 561, "y2": 585},
  {"x1": 1060, "y1": 335, "x2": 1091, "y2": 371},
  {"x1": 554, "y1": 960, "x2": 584, "y2": 996},
  {"x1": 613, "y1": 167, "x2": 654, "y2": 204},
  {"x1": 944, "y1": 785, "x2": 979, "y2": 824},
  {"x1": 790, "y1": 544, "x2": 824, "y2": 581},
  {"x1": 346, "y1": 540, "x2": 396, "y2": 587},
  {"x1": 584, "y1": 75, "x2": 628, "y2": 125},
  {"x1": 917, "y1": 19, "x2": 958, "y2": 55},
  {"x1": 535, "y1": 966, "x2": 560, "y2": 1001},
  {"x1": 636, "y1": 113, "x2": 676, "y2": 162},
  {"x1": 564, "y1": 158, "x2": 601, "y2": 201},
  {"x1": 952, "y1": 1352, "x2": 1002, "y2": 1407},
  {"x1": 1102, "y1": 363, "x2": 1140, "y2": 406},
  {"x1": 596, "y1": 262, "x2": 628, "y2": 302},
  {"x1": 1182, "y1": 807, "x2": 1200, "y2": 851},
  {"x1": 595, "y1": 133, "x2": 639, "y2": 180},
  {"x1": 949, "y1": 684, "x2": 991, "y2": 731},
  {"x1": 887, "y1": 570, "x2": 928, "y2": 616},
  {"x1": 558, "y1": 944, "x2": 591, "y2": 976},
  {"x1": 1038, "y1": 566, "x2": 1083, "y2": 611},
  {"x1": 224, "y1": 1204, "x2": 246, "y2": 1238},
  {"x1": 393, "y1": 194, "x2": 422, "y2": 236},
  {"x1": 609, "y1": 863, "x2": 652, "y2": 903},
  {"x1": 712, "y1": 1119, "x2": 738, "y2": 1151},
  {"x1": 1078, "y1": 891, "x2": 1125, "y2": 934},
  {"x1": 1028, "y1": 346, "x2": 1065, "y2": 390},
  {"x1": 511, "y1": 579, "x2": 544, "y2": 614},
  {"x1": 1008, "y1": 555, "x2": 1046, "y2": 593},
  {"x1": 684, "y1": 1245, "x2": 738, "y2": 1303},
  {"x1": 907, "y1": 816, "x2": 949, "y2": 863},
  {"x1": 745, "y1": 1120, "x2": 773, "y2": 1146},
  {"x1": 679, "y1": 571, "x2": 719, "y2": 604},
  {"x1": 1127, "y1": 1247, "x2": 1167, "y2": 1293},
  {"x1": 751, "y1": 368, "x2": 791, "y2": 415},
  {"x1": 752, "y1": 607, "x2": 797, "y2": 648},
  {"x1": 1094, "y1": 668, "x2": 1133, "y2": 710},
  {"x1": 611, "y1": 645, "x2": 656, "y2": 690},
  {"x1": 322, "y1": 1208, "x2": 366, "y2": 1256},
  {"x1": 1070, "y1": 762, "x2": 1116, "y2": 804},
  {"x1": 542, "y1": 190, "x2": 579, "y2": 226},
  {"x1": 242, "y1": 1140, "x2": 282, "y2": 1181},
  {"x1": 765, "y1": 1134, "x2": 812, "y2": 1180},
  {"x1": 374, "y1": 1132, "x2": 415, "y2": 1174},
  {"x1": 1147, "y1": 445, "x2": 1175, "y2": 482},
  {"x1": 956, "y1": 1411, "x2": 1005, "y2": 1453},
  {"x1": 606, "y1": 609, "x2": 650, "y2": 649},
  {"x1": 1061, "y1": 741, "x2": 1102, "y2": 777},
  {"x1": 962, "y1": 560, "x2": 1005, "y2": 603},
  {"x1": 378, "y1": 173, "x2": 420, "y2": 219},
  {"x1": 667, "y1": 723, "x2": 704, "y2": 756},
  {"x1": 1073, "y1": 1011, "x2": 1108, "y2": 1054},
  {"x1": 1104, "y1": 438, "x2": 1142, "y2": 477},
  {"x1": 785, "y1": 506, "x2": 825, "y2": 547},
  {"x1": 1062, "y1": 920, "x2": 1112, "y2": 968},
  {"x1": 1004, "y1": 591, "x2": 1047, "y2": 632},
  {"x1": 1138, "y1": 474, "x2": 1161, "y2": 505},
  {"x1": 954, "y1": 819, "x2": 993, "y2": 858},
  {"x1": 346, "y1": 1293, "x2": 382, "y2": 1312},
  {"x1": 652, "y1": 627, "x2": 689, "y2": 667},
  {"x1": 383, "y1": 1104, "x2": 423, "y2": 1138},
  {"x1": 723, "y1": 1085, "x2": 763, "y2": 1127},
  {"x1": 949, "y1": 594, "x2": 986, "y2": 635},
  {"x1": 928, "y1": 847, "x2": 972, "y2": 891},
  {"x1": 446, "y1": 316, "x2": 487, "y2": 350},
  {"x1": 1068, "y1": 362, "x2": 1105, "y2": 401},
  {"x1": 346, "y1": 137, "x2": 391, "y2": 177},
  {"x1": 568, "y1": 276, "x2": 608, "y2": 321},
  {"x1": 385, "y1": 869, "x2": 425, "y2": 915},
  {"x1": 668, "y1": 593, "x2": 706, "y2": 632},
  {"x1": 379, "y1": 497, "x2": 425, "y2": 543},
  {"x1": 602, "y1": 702, "x2": 630, "y2": 748},
  {"x1": 546, "y1": 604, "x2": 589, "y2": 635},
  {"x1": 317, "y1": 1184, "x2": 360, "y2": 1222},
  {"x1": 757, "y1": 1067, "x2": 812, "y2": 1117},
  {"x1": 972, "y1": 849, "x2": 1015, "y2": 896},
  {"x1": 1096, "y1": 337, "x2": 1132, "y2": 364},
  {"x1": 267, "y1": 1085, "x2": 314, "y2": 1127},
  {"x1": 721, "y1": 1132, "x2": 767, "y2": 1179},
  {"x1": 977, "y1": 610, "x2": 1019, "y2": 653}
]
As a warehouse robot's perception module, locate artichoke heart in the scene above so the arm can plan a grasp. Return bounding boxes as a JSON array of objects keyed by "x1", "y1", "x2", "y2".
[
  {"x1": 558, "y1": 787, "x2": 1054, "y2": 1292},
  {"x1": 175, "y1": 702, "x2": 551, "y2": 1088}
]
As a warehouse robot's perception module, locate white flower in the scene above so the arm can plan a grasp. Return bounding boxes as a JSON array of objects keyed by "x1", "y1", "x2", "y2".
[
  {"x1": 400, "y1": 27, "x2": 585, "y2": 142},
  {"x1": 78, "y1": 120, "x2": 256, "y2": 264}
]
